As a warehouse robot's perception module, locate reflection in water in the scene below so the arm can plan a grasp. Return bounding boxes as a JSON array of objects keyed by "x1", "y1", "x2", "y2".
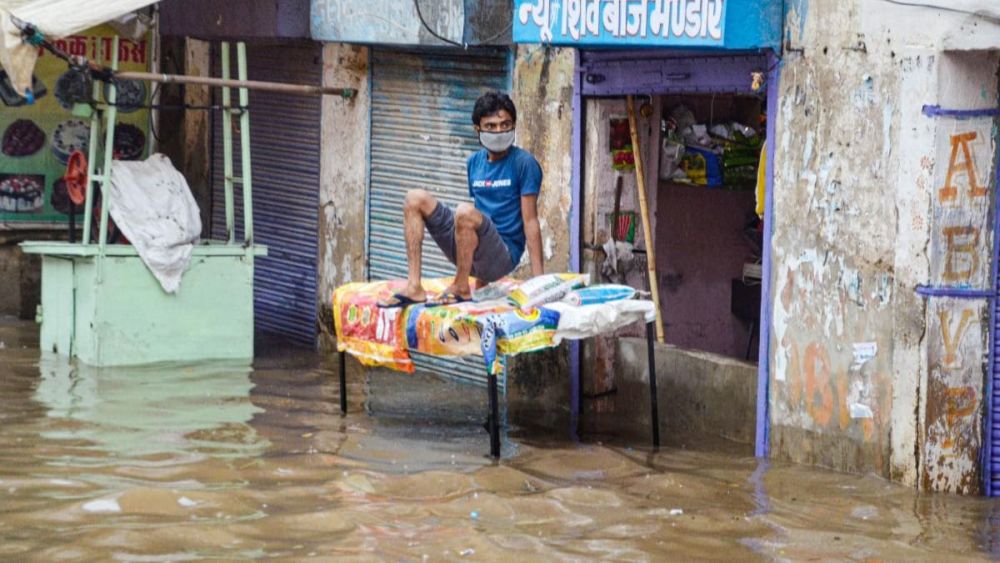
[
  {"x1": 34, "y1": 354, "x2": 268, "y2": 458},
  {"x1": 0, "y1": 321, "x2": 995, "y2": 560}
]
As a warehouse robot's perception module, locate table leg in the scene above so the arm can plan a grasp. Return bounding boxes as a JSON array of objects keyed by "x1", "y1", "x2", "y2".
[
  {"x1": 339, "y1": 350, "x2": 347, "y2": 415},
  {"x1": 647, "y1": 321, "x2": 660, "y2": 448},
  {"x1": 488, "y1": 370, "x2": 500, "y2": 458}
]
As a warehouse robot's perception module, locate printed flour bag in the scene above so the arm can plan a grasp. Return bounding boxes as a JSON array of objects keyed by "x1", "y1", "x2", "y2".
[
  {"x1": 508, "y1": 273, "x2": 589, "y2": 310},
  {"x1": 333, "y1": 281, "x2": 416, "y2": 373},
  {"x1": 479, "y1": 307, "x2": 561, "y2": 376}
]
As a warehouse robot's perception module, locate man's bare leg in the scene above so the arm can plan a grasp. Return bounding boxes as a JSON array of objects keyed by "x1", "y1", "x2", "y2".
[
  {"x1": 433, "y1": 202, "x2": 481, "y2": 302},
  {"x1": 397, "y1": 189, "x2": 439, "y2": 302}
]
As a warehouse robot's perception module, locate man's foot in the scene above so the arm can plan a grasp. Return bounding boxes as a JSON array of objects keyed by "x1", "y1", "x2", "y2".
[
  {"x1": 427, "y1": 285, "x2": 473, "y2": 306},
  {"x1": 377, "y1": 289, "x2": 427, "y2": 308}
]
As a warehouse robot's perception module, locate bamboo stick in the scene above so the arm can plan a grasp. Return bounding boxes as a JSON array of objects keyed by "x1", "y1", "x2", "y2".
[
  {"x1": 626, "y1": 95, "x2": 665, "y2": 343},
  {"x1": 114, "y1": 71, "x2": 357, "y2": 98}
]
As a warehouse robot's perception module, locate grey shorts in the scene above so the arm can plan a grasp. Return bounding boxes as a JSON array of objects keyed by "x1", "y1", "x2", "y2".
[{"x1": 426, "y1": 203, "x2": 515, "y2": 283}]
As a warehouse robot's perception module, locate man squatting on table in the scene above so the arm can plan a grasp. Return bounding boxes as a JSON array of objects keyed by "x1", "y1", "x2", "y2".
[{"x1": 379, "y1": 92, "x2": 545, "y2": 308}]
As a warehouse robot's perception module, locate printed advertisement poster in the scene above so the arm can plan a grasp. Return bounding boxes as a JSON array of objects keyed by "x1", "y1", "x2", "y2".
[{"x1": 0, "y1": 24, "x2": 151, "y2": 225}]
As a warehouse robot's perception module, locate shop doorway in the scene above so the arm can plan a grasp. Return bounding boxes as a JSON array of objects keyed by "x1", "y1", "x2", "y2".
[
  {"x1": 654, "y1": 93, "x2": 766, "y2": 361},
  {"x1": 574, "y1": 51, "x2": 775, "y2": 451}
]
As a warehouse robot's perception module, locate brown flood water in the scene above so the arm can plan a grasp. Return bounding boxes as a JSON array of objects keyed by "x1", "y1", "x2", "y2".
[{"x1": 0, "y1": 318, "x2": 998, "y2": 561}]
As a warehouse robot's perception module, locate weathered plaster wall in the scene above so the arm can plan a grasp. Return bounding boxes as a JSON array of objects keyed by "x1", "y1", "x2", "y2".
[
  {"x1": 918, "y1": 52, "x2": 998, "y2": 494},
  {"x1": 318, "y1": 43, "x2": 369, "y2": 348},
  {"x1": 505, "y1": 45, "x2": 576, "y2": 425},
  {"x1": 770, "y1": 0, "x2": 907, "y2": 478},
  {"x1": 512, "y1": 45, "x2": 574, "y2": 274},
  {"x1": 771, "y1": 0, "x2": 1000, "y2": 492}
]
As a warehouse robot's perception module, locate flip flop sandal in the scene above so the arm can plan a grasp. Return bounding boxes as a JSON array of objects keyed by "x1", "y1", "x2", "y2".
[
  {"x1": 426, "y1": 291, "x2": 473, "y2": 308},
  {"x1": 376, "y1": 292, "x2": 427, "y2": 309}
]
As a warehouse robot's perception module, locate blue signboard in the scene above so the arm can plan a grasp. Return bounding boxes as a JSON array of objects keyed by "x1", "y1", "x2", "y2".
[{"x1": 514, "y1": 0, "x2": 780, "y2": 50}]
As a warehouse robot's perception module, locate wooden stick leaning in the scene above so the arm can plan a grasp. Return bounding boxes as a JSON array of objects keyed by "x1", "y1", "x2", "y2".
[
  {"x1": 114, "y1": 71, "x2": 357, "y2": 98},
  {"x1": 626, "y1": 95, "x2": 665, "y2": 343}
]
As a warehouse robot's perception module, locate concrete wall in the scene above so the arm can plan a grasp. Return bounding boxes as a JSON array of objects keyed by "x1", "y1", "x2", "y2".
[
  {"x1": 769, "y1": 0, "x2": 1000, "y2": 492},
  {"x1": 918, "y1": 52, "x2": 997, "y2": 493},
  {"x1": 317, "y1": 43, "x2": 369, "y2": 349},
  {"x1": 512, "y1": 44, "x2": 575, "y2": 274},
  {"x1": 588, "y1": 337, "x2": 756, "y2": 453},
  {"x1": 504, "y1": 45, "x2": 576, "y2": 426},
  {"x1": 311, "y1": 0, "x2": 464, "y2": 45}
]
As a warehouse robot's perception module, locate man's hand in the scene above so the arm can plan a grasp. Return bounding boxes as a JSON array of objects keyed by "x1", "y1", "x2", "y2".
[{"x1": 521, "y1": 194, "x2": 544, "y2": 277}]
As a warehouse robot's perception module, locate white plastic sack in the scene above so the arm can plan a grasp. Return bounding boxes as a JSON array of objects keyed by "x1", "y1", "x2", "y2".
[
  {"x1": 108, "y1": 153, "x2": 201, "y2": 294},
  {"x1": 546, "y1": 299, "x2": 657, "y2": 343},
  {"x1": 0, "y1": 0, "x2": 157, "y2": 94}
]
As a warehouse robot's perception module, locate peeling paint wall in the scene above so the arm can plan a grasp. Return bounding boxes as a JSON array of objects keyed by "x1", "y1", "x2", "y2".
[
  {"x1": 311, "y1": 0, "x2": 464, "y2": 45},
  {"x1": 511, "y1": 45, "x2": 574, "y2": 274},
  {"x1": 318, "y1": 43, "x2": 369, "y2": 347},
  {"x1": 771, "y1": 0, "x2": 1000, "y2": 492},
  {"x1": 506, "y1": 45, "x2": 576, "y2": 423},
  {"x1": 919, "y1": 52, "x2": 998, "y2": 494}
]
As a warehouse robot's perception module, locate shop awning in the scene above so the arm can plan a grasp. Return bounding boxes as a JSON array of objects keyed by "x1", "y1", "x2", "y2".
[
  {"x1": 1, "y1": 0, "x2": 157, "y2": 96},
  {"x1": 512, "y1": 0, "x2": 782, "y2": 51}
]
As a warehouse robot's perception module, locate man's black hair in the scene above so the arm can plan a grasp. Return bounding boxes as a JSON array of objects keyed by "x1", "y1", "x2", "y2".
[{"x1": 472, "y1": 91, "x2": 517, "y2": 126}]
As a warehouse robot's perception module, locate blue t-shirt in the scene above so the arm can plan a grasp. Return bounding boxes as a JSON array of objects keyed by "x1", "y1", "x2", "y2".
[{"x1": 467, "y1": 146, "x2": 543, "y2": 265}]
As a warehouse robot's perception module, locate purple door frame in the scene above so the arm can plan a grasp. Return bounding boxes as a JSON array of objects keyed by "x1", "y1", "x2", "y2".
[
  {"x1": 754, "y1": 51, "x2": 780, "y2": 457},
  {"x1": 987, "y1": 104, "x2": 1000, "y2": 496},
  {"x1": 568, "y1": 49, "x2": 779, "y2": 457}
]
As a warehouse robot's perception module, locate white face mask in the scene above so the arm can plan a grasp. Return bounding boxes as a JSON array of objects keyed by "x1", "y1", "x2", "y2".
[{"x1": 479, "y1": 129, "x2": 515, "y2": 153}]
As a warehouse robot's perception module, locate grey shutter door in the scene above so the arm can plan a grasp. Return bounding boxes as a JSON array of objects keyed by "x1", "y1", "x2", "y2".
[
  {"x1": 369, "y1": 47, "x2": 510, "y2": 387},
  {"x1": 993, "y1": 259, "x2": 1000, "y2": 495},
  {"x1": 992, "y1": 148, "x2": 1000, "y2": 496},
  {"x1": 211, "y1": 42, "x2": 321, "y2": 345}
]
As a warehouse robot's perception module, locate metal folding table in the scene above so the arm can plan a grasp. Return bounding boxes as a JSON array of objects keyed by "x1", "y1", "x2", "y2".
[{"x1": 337, "y1": 321, "x2": 661, "y2": 458}]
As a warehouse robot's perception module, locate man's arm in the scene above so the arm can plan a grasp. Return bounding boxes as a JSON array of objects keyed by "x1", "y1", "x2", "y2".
[{"x1": 521, "y1": 194, "x2": 544, "y2": 277}]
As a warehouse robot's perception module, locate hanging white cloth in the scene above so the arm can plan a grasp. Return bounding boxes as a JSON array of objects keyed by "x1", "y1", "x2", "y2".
[
  {"x1": 0, "y1": 0, "x2": 157, "y2": 95},
  {"x1": 108, "y1": 153, "x2": 202, "y2": 294}
]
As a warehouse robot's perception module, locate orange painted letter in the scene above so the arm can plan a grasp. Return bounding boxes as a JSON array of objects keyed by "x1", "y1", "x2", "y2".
[{"x1": 939, "y1": 132, "x2": 985, "y2": 202}]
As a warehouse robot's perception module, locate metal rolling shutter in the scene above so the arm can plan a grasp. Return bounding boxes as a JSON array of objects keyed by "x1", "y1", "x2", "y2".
[
  {"x1": 992, "y1": 152, "x2": 1000, "y2": 497},
  {"x1": 992, "y1": 262, "x2": 1000, "y2": 495},
  {"x1": 211, "y1": 43, "x2": 321, "y2": 345},
  {"x1": 369, "y1": 47, "x2": 510, "y2": 387}
]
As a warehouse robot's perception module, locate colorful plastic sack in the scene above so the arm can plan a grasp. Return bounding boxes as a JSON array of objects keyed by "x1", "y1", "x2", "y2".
[
  {"x1": 405, "y1": 299, "x2": 510, "y2": 358},
  {"x1": 561, "y1": 284, "x2": 636, "y2": 306},
  {"x1": 680, "y1": 145, "x2": 723, "y2": 187},
  {"x1": 333, "y1": 278, "x2": 457, "y2": 373},
  {"x1": 479, "y1": 307, "x2": 561, "y2": 376},
  {"x1": 333, "y1": 281, "x2": 415, "y2": 373},
  {"x1": 508, "y1": 273, "x2": 589, "y2": 310}
]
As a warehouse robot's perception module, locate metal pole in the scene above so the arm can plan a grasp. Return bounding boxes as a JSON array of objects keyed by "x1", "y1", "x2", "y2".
[
  {"x1": 81, "y1": 74, "x2": 101, "y2": 245},
  {"x1": 647, "y1": 321, "x2": 660, "y2": 448},
  {"x1": 221, "y1": 42, "x2": 235, "y2": 244},
  {"x1": 237, "y1": 42, "x2": 253, "y2": 245},
  {"x1": 97, "y1": 36, "x2": 119, "y2": 252},
  {"x1": 114, "y1": 70, "x2": 357, "y2": 98},
  {"x1": 488, "y1": 371, "x2": 500, "y2": 458},
  {"x1": 339, "y1": 350, "x2": 347, "y2": 415}
]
